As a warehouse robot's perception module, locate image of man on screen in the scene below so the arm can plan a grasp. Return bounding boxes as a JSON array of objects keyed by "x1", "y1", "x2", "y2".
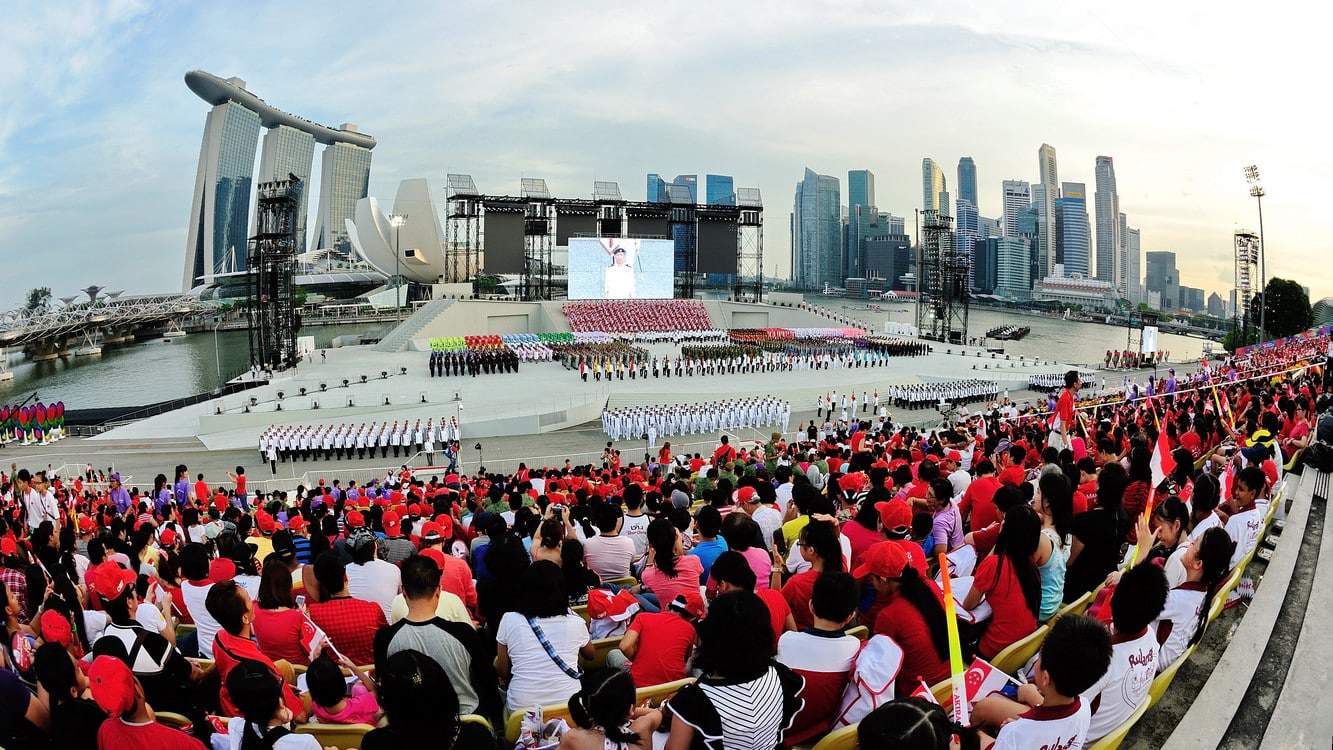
[{"x1": 601, "y1": 239, "x2": 637, "y2": 299}]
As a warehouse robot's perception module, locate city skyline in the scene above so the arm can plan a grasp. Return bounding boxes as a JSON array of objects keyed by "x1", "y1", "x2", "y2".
[{"x1": 0, "y1": 2, "x2": 1323, "y2": 305}]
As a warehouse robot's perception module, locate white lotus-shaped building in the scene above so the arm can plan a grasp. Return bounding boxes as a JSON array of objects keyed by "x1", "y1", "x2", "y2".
[{"x1": 345, "y1": 178, "x2": 446, "y2": 284}]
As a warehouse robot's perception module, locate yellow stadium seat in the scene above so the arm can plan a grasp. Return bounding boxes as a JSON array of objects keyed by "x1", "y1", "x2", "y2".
[
  {"x1": 636, "y1": 677, "x2": 694, "y2": 707},
  {"x1": 154, "y1": 711, "x2": 192, "y2": 729},
  {"x1": 930, "y1": 678, "x2": 952, "y2": 705},
  {"x1": 608, "y1": 576, "x2": 639, "y2": 588},
  {"x1": 844, "y1": 625, "x2": 869, "y2": 641},
  {"x1": 810, "y1": 722, "x2": 860, "y2": 750},
  {"x1": 1148, "y1": 644, "x2": 1195, "y2": 709},
  {"x1": 580, "y1": 636, "x2": 622, "y2": 670},
  {"x1": 1086, "y1": 697, "x2": 1150, "y2": 750},
  {"x1": 992, "y1": 624, "x2": 1050, "y2": 676},
  {"x1": 460, "y1": 713, "x2": 494, "y2": 734},
  {"x1": 295, "y1": 722, "x2": 374, "y2": 749},
  {"x1": 1057, "y1": 587, "x2": 1096, "y2": 619},
  {"x1": 572, "y1": 604, "x2": 589, "y2": 624},
  {"x1": 175, "y1": 623, "x2": 196, "y2": 637}
]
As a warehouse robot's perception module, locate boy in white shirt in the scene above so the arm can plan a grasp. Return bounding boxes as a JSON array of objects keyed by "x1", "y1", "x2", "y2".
[
  {"x1": 1224, "y1": 466, "x2": 1268, "y2": 569},
  {"x1": 1080, "y1": 563, "x2": 1168, "y2": 742}
]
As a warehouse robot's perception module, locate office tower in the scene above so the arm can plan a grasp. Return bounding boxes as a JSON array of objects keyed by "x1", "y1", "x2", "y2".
[
  {"x1": 849, "y1": 169, "x2": 875, "y2": 208},
  {"x1": 1208, "y1": 292, "x2": 1225, "y2": 317},
  {"x1": 957, "y1": 157, "x2": 977, "y2": 209},
  {"x1": 938, "y1": 190, "x2": 952, "y2": 219},
  {"x1": 886, "y1": 214, "x2": 906, "y2": 236},
  {"x1": 1037, "y1": 143, "x2": 1060, "y2": 277},
  {"x1": 673, "y1": 175, "x2": 698, "y2": 203},
  {"x1": 1055, "y1": 182, "x2": 1090, "y2": 276},
  {"x1": 1094, "y1": 156, "x2": 1120, "y2": 288},
  {"x1": 995, "y1": 237, "x2": 1032, "y2": 299},
  {"x1": 954, "y1": 198, "x2": 979, "y2": 272},
  {"x1": 1001, "y1": 180, "x2": 1031, "y2": 239},
  {"x1": 1180, "y1": 286, "x2": 1205, "y2": 312},
  {"x1": 257, "y1": 125, "x2": 315, "y2": 250},
  {"x1": 182, "y1": 93, "x2": 262, "y2": 289},
  {"x1": 1145, "y1": 251, "x2": 1179, "y2": 311},
  {"x1": 979, "y1": 216, "x2": 1000, "y2": 239},
  {"x1": 705, "y1": 174, "x2": 735, "y2": 205},
  {"x1": 973, "y1": 237, "x2": 998, "y2": 295},
  {"x1": 1023, "y1": 185, "x2": 1045, "y2": 285},
  {"x1": 792, "y1": 168, "x2": 841, "y2": 290},
  {"x1": 1123, "y1": 219, "x2": 1141, "y2": 303},
  {"x1": 311, "y1": 132, "x2": 373, "y2": 260},
  {"x1": 922, "y1": 158, "x2": 945, "y2": 214},
  {"x1": 647, "y1": 174, "x2": 668, "y2": 202},
  {"x1": 864, "y1": 233, "x2": 912, "y2": 289}
]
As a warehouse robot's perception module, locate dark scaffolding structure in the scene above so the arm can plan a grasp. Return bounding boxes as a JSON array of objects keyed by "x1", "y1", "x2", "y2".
[
  {"x1": 444, "y1": 174, "x2": 482, "y2": 289},
  {"x1": 521, "y1": 178, "x2": 555, "y2": 300},
  {"x1": 735, "y1": 187, "x2": 764, "y2": 302},
  {"x1": 1233, "y1": 229, "x2": 1261, "y2": 346},
  {"x1": 915, "y1": 209, "x2": 969, "y2": 344},
  {"x1": 247, "y1": 175, "x2": 302, "y2": 371}
]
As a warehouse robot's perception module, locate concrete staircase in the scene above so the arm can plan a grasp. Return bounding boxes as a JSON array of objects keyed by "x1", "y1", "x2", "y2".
[{"x1": 374, "y1": 298, "x2": 453, "y2": 353}]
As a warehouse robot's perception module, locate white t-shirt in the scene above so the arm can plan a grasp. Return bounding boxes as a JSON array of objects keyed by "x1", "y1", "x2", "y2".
[
  {"x1": 1082, "y1": 628, "x2": 1158, "y2": 742},
  {"x1": 80, "y1": 609, "x2": 109, "y2": 644},
  {"x1": 181, "y1": 580, "x2": 220, "y2": 658},
  {"x1": 211, "y1": 717, "x2": 322, "y2": 750},
  {"x1": 621, "y1": 513, "x2": 651, "y2": 558},
  {"x1": 752, "y1": 506, "x2": 784, "y2": 551},
  {"x1": 345, "y1": 559, "x2": 402, "y2": 621},
  {"x1": 583, "y1": 534, "x2": 637, "y2": 582},
  {"x1": 990, "y1": 699, "x2": 1092, "y2": 750},
  {"x1": 1224, "y1": 505, "x2": 1264, "y2": 569},
  {"x1": 234, "y1": 575, "x2": 262, "y2": 602},
  {"x1": 774, "y1": 483, "x2": 794, "y2": 514},
  {"x1": 1188, "y1": 511, "x2": 1224, "y2": 543},
  {"x1": 135, "y1": 602, "x2": 169, "y2": 636},
  {"x1": 496, "y1": 611, "x2": 589, "y2": 712},
  {"x1": 1154, "y1": 582, "x2": 1207, "y2": 672},
  {"x1": 948, "y1": 468, "x2": 973, "y2": 501},
  {"x1": 784, "y1": 533, "x2": 853, "y2": 574}
]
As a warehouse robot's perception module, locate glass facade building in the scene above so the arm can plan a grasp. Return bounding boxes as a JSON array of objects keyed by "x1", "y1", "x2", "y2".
[
  {"x1": 705, "y1": 174, "x2": 735, "y2": 205},
  {"x1": 957, "y1": 157, "x2": 977, "y2": 208},
  {"x1": 257, "y1": 125, "x2": 315, "y2": 250},
  {"x1": 647, "y1": 173, "x2": 668, "y2": 202},
  {"x1": 1094, "y1": 156, "x2": 1120, "y2": 288},
  {"x1": 921, "y1": 158, "x2": 945, "y2": 214},
  {"x1": 995, "y1": 237, "x2": 1031, "y2": 299},
  {"x1": 312, "y1": 142, "x2": 373, "y2": 260},
  {"x1": 792, "y1": 167, "x2": 841, "y2": 290},
  {"x1": 183, "y1": 100, "x2": 262, "y2": 289},
  {"x1": 1055, "y1": 182, "x2": 1090, "y2": 277}
]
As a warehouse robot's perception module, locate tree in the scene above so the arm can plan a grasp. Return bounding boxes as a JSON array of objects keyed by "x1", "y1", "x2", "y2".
[
  {"x1": 1261, "y1": 277, "x2": 1312, "y2": 339},
  {"x1": 23, "y1": 287, "x2": 51, "y2": 313}
]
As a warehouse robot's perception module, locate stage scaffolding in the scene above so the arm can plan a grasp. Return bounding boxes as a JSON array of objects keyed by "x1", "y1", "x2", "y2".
[
  {"x1": 247, "y1": 176, "x2": 302, "y2": 371},
  {"x1": 915, "y1": 209, "x2": 969, "y2": 345},
  {"x1": 439, "y1": 176, "x2": 762, "y2": 302}
]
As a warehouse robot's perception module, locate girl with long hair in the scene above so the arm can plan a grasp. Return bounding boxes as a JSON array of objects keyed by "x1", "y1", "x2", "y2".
[
  {"x1": 780, "y1": 519, "x2": 844, "y2": 630},
  {"x1": 1150, "y1": 526, "x2": 1235, "y2": 671},
  {"x1": 1064, "y1": 461, "x2": 1129, "y2": 602},
  {"x1": 640, "y1": 517, "x2": 703, "y2": 608},
  {"x1": 360, "y1": 649, "x2": 492, "y2": 750},
  {"x1": 863, "y1": 541, "x2": 952, "y2": 695},
  {"x1": 1034, "y1": 473, "x2": 1072, "y2": 622},
  {"x1": 965, "y1": 505, "x2": 1041, "y2": 659},
  {"x1": 562, "y1": 669, "x2": 662, "y2": 749}
]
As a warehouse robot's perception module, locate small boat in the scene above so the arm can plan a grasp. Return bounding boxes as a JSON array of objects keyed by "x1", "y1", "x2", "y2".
[{"x1": 985, "y1": 325, "x2": 1031, "y2": 341}]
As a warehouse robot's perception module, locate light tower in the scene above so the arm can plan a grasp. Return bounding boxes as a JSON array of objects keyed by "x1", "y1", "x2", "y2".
[{"x1": 1244, "y1": 165, "x2": 1267, "y2": 343}]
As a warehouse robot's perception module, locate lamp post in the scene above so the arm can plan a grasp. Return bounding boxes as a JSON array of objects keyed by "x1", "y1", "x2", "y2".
[
  {"x1": 1244, "y1": 166, "x2": 1266, "y2": 344},
  {"x1": 389, "y1": 214, "x2": 409, "y2": 324},
  {"x1": 212, "y1": 316, "x2": 225, "y2": 387}
]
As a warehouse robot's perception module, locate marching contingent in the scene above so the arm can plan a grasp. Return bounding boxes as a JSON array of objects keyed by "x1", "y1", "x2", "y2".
[
  {"x1": 257, "y1": 416, "x2": 463, "y2": 470},
  {"x1": 601, "y1": 396, "x2": 791, "y2": 441}
]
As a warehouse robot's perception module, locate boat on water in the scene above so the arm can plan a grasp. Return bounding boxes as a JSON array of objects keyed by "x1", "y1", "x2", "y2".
[{"x1": 985, "y1": 324, "x2": 1031, "y2": 341}]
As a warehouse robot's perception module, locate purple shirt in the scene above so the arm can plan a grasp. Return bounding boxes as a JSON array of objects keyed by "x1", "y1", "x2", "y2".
[
  {"x1": 173, "y1": 478, "x2": 190, "y2": 504},
  {"x1": 109, "y1": 487, "x2": 131, "y2": 514},
  {"x1": 931, "y1": 502, "x2": 964, "y2": 552}
]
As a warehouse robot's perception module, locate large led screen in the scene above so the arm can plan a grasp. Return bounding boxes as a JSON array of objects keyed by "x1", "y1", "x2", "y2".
[{"x1": 567, "y1": 237, "x2": 674, "y2": 299}]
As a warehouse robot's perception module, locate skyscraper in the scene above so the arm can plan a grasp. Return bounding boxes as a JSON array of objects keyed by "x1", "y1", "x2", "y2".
[
  {"x1": 1019, "y1": 199, "x2": 1041, "y2": 289},
  {"x1": 1145, "y1": 251, "x2": 1179, "y2": 311},
  {"x1": 886, "y1": 214, "x2": 906, "y2": 236},
  {"x1": 1001, "y1": 180, "x2": 1031, "y2": 239},
  {"x1": 973, "y1": 237, "x2": 997, "y2": 295},
  {"x1": 647, "y1": 174, "x2": 668, "y2": 202},
  {"x1": 1055, "y1": 182, "x2": 1090, "y2": 277},
  {"x1": 845, "y1": 169, "x2": 877, "y2": 280},
  {"x1": 957, "y1": 157, "x2": 977, "y2": 209},
  {"x1": 1124, "y1": 222, "x2": 1141, "y2": 303},
  {"x1": 257, "y1": 125, "x2": 315, "y2": 250},
  {"x1": 705, "y1": 174, "x2": 735, "y2": 205},
  {"x1": 1037, "y1": 144, "x2": 1060, "y2": 278},
  {"x1": 792, "y1": 168, "x2": 841, "y2": 290},
  {"x1": 849, "y1": 170, "x2": 875, "y2": 209},
  {"x1": 979, "y1": 217, "x2": 1000, "y2": 239},
  {"x1": 1094, "y1": 156, "x2": 1120, "y2": 288},
  {"x1": 921, "y1": 158, "x2": 946, "y2": 214},
  {"x1": 311, "y1": 132, "x2": 373, "y2": 259},
  {"x1": 954, "y1": 198, "x2": 979, "y2": 273},
  {"x1": 673, "y1": 175, "x2": 698, "y2": 204},
  {"x1": 182, "y1": 70, "x2": 375, "y2": 290},
  {"x1": 995, "y1": 237, "x2": 1031, "y2": 299}
]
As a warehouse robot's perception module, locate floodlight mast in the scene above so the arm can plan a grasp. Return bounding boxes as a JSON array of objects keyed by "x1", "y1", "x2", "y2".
[{"x1": 1244, "y1": 165, "x2": 1267, "y2": 344}]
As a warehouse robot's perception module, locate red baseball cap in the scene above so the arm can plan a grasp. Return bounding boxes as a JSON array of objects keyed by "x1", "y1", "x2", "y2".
[
  {"x1": 88, "y1": 655, "x2": 137, "y2": 716},
  {"x1": 874, "y1": 500, "x2": 913, "y2": 534},
  {"x1": 945, "y1": 450, "x2": 963, "y2": 463},
  {"x1": 39, "y1": 609, "x2": 73, "y2": 646},
  {"x1": 852, "y1": 541, "x2": 910, "y2": 580},
  {"x1": 345, "y1": 510, "x2": 365, "y2": 528},
  {"x1": 838, "y1": 472, "x2": 868, "y2": 493},
  {"x1": 159, "y1": 528, "x2": 178, "y2": 547},
  {"x1": 287, "y1": 514, "x2": 307, "y2": 532},
  {"x1": 91, "y1": 562, "x2": 136, "y2": 601},
  {"x1": 209, "y1": 558, "x2": 237, "y2": 582},
  {"x1": 667, "y1": 590, "x2": 707, "y2": 619},
  {"x1": 420, "y1": 521, "x2": 444, "y2": 542},
  {"x1": 78, "y1": 515, "x2": 96, "y2": 533},
  {"x1": 419, "y1": 547, "x2": 447, "y2": 570},
  {"x1": 0, "y1": 536, "x2": 17, "y2": 556},
  {"x1": 383, "y1": 511, "x2": 402, "y2": 538},
  {"x1": 737, "y1": 486, "x2": 758, "y2": 503}
]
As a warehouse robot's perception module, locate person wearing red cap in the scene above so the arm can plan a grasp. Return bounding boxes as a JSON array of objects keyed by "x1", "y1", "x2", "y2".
[
  {"x1": 855, "y1": 541, "x2": 952, "y2": 696},
  {"x1": 379, "y1": 511, "x2": 416, "y2": 565},
  {"x1": 419, "y1": 520, "x2": 478, "y2": 614},
  {"x1": 204, "y1": 580, "x2": 306, "y2": 721},
  {"x1": 87, "y1": 655, "x2": 205, "y2": 750}
]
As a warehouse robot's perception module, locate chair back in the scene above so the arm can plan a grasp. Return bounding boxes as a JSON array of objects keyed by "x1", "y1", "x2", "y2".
[
  {"x1": 295, "y1": 722, "x2": 374, "y2": 749},
  {"x1": 810, "y1": 721, "x2": 860, "y2": 750},
  {"x1": 1086, "y1": 697, "x2": 1150, "y2": 750}
]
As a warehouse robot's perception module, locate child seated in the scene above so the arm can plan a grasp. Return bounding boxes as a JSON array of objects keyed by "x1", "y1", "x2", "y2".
[
  {"x1": 971, "y1": 614, "x2": 1114, "y2": 748},
  {"x1": 306, "y1": 652, "x2": 381, "y2": 726},
  {"x1": 218, "y1": 660, "x2": 322, "y2": 749},
  {"x1": 856, "y1": 696, "x2": 979, "y2": 750},
  {"x1": 775, "y1": 572, "x2": 863, "y2": 745}
]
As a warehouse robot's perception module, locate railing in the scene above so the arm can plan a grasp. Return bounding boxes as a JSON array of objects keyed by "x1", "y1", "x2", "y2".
[{"x1": 77, "y1": 371, "x2": 269, "y2": 428}]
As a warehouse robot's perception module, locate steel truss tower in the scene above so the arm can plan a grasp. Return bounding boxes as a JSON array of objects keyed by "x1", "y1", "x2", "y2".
[
  {"x1": 1234, "y1": 229, "x2": 1261, "y2": 344},
  {"x1": 915, "y1": 209, "x2": 969, "y2": 344},
  {"x1": 247, "y1": 175, "x2": 302, "y2": 371}
]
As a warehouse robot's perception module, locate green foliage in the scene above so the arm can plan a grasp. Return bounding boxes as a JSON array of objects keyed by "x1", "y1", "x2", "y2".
[
  {"x1": 23, "y1": 287, "x2": 51, "y2": 313},
  {"x1": 1222, "y1": 326, "x2": 1256, "y2": 353},
  {"x1": 1262, "y1": 277, "x2": 1312, "y2": 339}
]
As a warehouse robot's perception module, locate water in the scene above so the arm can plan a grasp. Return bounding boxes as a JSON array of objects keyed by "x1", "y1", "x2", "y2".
[
  {"x1": 0, "y1": 324, "x2": 384, "y2": 408},
  {"x1": 812, "y1": 298, "x2": 1207, "y2": 367}
]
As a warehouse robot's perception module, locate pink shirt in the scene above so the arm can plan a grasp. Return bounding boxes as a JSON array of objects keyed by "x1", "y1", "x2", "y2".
[
  {"x1": 583, "y1": 534, "x2": 638, "y2": 582},
  {"x1": 641, "y1": 556, "x2": 705, "y2": 605},
  {"x1": 740, "y1": 546, "x2": 772, "y2": 590},
  {"x1": 313, "y1": 683, "x2": 380, "y2": 725}
]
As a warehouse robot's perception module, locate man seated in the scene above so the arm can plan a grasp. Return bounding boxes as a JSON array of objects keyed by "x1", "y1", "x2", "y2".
[
  {"x1": 775, "y1": 572, "x2": 863, "y2": 745},
  {"x1": 306, "y1": 552, "x2": 387, "y2": 666},
  {"x1": 204, "y1": 579, "x2": 306, "y2": 721}
]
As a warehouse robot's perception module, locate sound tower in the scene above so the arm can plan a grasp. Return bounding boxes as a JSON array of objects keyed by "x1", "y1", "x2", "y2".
[{"x1": 247, "y1": 175, "x2": 302, "y2": 371}]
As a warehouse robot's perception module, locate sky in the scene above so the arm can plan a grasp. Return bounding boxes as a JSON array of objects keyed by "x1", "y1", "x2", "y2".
[{"x1": 2, "y1": 0, "x2": 1329, "y2": 308}]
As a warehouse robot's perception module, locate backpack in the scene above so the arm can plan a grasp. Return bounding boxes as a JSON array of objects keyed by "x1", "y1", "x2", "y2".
[{"x1": 832, "y1": 634, "x2": 905, "y2": 728}]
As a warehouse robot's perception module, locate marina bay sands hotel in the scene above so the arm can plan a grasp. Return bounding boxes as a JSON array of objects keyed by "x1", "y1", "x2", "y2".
[{"x1": 181, "y1": 70, "x2": 376, "y2": 291}]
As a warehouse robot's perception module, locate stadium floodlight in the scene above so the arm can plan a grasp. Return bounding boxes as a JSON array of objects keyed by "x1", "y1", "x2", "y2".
[{"x1": 1243, "y1": 165, "x2": 1267, "y2": 343}]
